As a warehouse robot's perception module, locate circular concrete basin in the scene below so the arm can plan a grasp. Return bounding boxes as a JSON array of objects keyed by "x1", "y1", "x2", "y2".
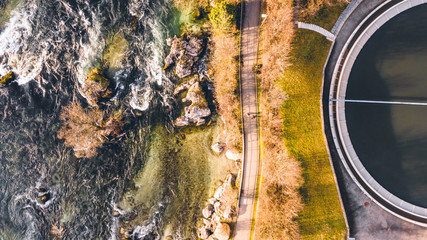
[{"x1": 330, "y1": 0, "x2": 427, "y2": 225}]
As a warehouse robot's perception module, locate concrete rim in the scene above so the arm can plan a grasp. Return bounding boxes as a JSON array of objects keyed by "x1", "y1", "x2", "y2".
[{"x1": 329, "y1": 0, "x2": 427, "y2": 226}]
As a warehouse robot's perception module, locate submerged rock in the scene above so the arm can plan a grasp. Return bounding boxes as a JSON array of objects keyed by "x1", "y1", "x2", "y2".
[
  {"x1": 213, "y1": 223, "x2": 231, "y2": 240},
  {"x1": 83, "y1": 68, "x2": 113, "y2": 105},
  {"x1": 175, "y1": 81, "x2": 211, "y2": 126},
  {"x1": 50, "y1": 224, "x2": 64, "y2": 239},
  {"x1": 0, "y1": 71, "x2": 15, "y2": 86},
  {"x1": 164, "y1": 33, "x2": 203, "y2": 78},
  {"x1": 38, "y1": 193, "x2": 50, "y2": 203},
  {"x1": 112, "y1": 210, "x2": 120, "y2": 217}
]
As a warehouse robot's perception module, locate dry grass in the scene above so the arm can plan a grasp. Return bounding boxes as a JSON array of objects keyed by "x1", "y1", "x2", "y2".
[
  {"x1": 300, "y1": 0, "x2": 350, "y2": 18},
  {"x1": 255, "y1": 0, "x2": 349, "y2": 239},
  {"x1": 208, "y1": 0, "x2": 241, "y2": 151},
  {"x1": 211, "y1": 32, "x2": 241, "y2": 150},
  {"x1": 254, "y1": 0, "x2": 303, "y2": 239}
]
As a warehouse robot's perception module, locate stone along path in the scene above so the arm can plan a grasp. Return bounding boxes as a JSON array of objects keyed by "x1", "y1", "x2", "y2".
[{"x1": 234, "y1": 0, "x2": 261, "y2": 239}]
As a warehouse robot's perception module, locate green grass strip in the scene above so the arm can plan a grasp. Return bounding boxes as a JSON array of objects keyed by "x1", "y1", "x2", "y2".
[{"x1": 280, "y1": 3, "x2": 348, "y2": 239}]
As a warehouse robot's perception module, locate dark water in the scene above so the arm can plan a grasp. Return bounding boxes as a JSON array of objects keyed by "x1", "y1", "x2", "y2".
[
  {"x1": 0, "y1": 0, "x2": 220, "y2": 239},
  {"x1": 346, "y1": 4, "x2": 427, "y2": 208}
]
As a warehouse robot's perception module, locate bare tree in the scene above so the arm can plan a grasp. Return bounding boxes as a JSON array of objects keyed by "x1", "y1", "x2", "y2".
[{"x1": 57, "y1": 102, "x2": 124, "y2": 158}]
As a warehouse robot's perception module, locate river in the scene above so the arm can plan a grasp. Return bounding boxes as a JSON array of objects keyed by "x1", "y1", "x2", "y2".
[{"x1": 0, "y1": 0, "x2": 231, "y2": 239}]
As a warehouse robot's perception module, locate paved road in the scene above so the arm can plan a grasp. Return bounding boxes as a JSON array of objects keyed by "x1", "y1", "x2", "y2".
[{"x1": 234, "y1": 0, "x2": 261, "y2": 239}]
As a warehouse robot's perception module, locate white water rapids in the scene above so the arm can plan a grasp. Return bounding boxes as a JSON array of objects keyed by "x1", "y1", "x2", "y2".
[{"x1": 0, "y1": 0, "x2": 182, "y2": 239}]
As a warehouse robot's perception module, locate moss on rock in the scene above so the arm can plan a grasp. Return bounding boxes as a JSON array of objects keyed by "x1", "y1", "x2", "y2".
[
  {"x1": 0, "y1": 71, "x2": 14, "y2": 86},
  {"x1": 83, "y1": 68, "x2": 113, "y2": 105}
]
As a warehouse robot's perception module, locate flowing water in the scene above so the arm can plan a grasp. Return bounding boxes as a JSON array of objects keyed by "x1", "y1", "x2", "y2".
[
  {"x1": 0, "y1": 1, "x2": 231, "y2": 239},
  {"x1": 346, "y1": 4, "x2": 427, "y2": 208}
]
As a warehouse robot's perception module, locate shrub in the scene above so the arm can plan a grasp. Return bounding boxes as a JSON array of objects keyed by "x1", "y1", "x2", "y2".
[
  {"x1": 209, "y1": 1, "x2": 237, "y2": 33},
  {"x1": 57, "y1": 102, "x2": 124, "y2": 158}
]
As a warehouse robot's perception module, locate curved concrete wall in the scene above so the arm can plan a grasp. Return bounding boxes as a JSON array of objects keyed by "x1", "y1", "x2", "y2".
[{"x1": 329, "y1": 0, "x2": 427, "y2": 225}]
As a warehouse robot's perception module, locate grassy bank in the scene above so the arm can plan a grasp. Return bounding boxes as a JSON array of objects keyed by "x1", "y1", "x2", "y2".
[
  {"x1": 118, "y1": 122, "x2": 236, "y2": 238},
  {"x1": 281, "y1": 1, "x2": 348, "y2": 239},
  {"x1": 255, "y1": 0, "x2": 348, "y2": 239}
]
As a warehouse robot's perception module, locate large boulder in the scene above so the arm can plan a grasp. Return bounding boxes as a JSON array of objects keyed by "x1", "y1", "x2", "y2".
[
  {"x1": 211, "y1": 142, "x2": 225, "y2": 154},
  {"x1": 213, "y1": 223, "x2": 231, "y2": 240},
  {"x1": 83, "y1": 68, "x2": 113, "y2": 105},
  {"x1": 164, "y1": 33, "x2": 203, "y2": 78},
  {"x1": 175, "y1": 81, "x2": 211, "y2": 126}
]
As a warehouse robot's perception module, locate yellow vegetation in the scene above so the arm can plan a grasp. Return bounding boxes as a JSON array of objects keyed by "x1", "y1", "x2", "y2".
[
  {"x1": 173, "y1": 0, "x2": 241, "y2": 150},
  {"x1": 209, "y1": 0, "x2": 241, "y2": 151},
  {"x1": 211, "y1": 31, "x2": 241, "y2": 150},
  {"x1": 255, "y1": 0, "x2": 303, "y2": 239},
  {"x1": 0, "y1": 71, "x2": 14, "y2": 85}
]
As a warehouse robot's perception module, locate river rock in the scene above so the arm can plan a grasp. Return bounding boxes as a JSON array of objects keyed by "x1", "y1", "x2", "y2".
[
  {"x1": 225, "y1": 174, "x2": 235, "y2": 186},
  {"x1": 174, "y1": 117, "x2": 190, "y2": 127},
  {"x1": 112, "y1": 210, "x2": 120, "y2": 217},
  {"x1": 83, "y1": 68, "x2": 113, "y2": 105},
  {"x1": 203, "y1": 204, "x2": 215, "y2": 218},
  {"x1": 213, "y1": 223, "x2": 231, "y2": 240},
  {"x1": 203, "y1": 218, "x2": 215, "y2": 229},
  {"x1": 175, "y1": 81, "x2": 211, "y2": 126},
  {"x1": 164, "y1": 33, "x2": 203, "y2": 78},
  {"x1": 198, "y1": 225, "x2": 212, "y2": 239},
  {"x1": 50, "y1": 224, "x2": 64, "y2": 238},
  {"x1": 208, "y1": 198, "x2": 218, "y2": 205},
  {"x1": 225, "y1": 150, "x2": 241, "y2": 161},
  {"x1": 173, "y1": 77, "x2": 197, "y2": 95},
  {"x1": 211, "y1": 142, "x2": 225, "y2": 154},
  {"x1": 213, "y1": 184, "x2": 225, "y2": 200},
  {"x1": 214, "y1": 201, "x2": 221, "y2": 213},
  {"x1": 0, "y1": 71, "x2": 14, "y2": 86},
  {"x1": 213, "y1": 214, "x2": 221, "y2": 223},
  {"x1": 223, "y1": 206, "x2": 235, "y2": 220}
]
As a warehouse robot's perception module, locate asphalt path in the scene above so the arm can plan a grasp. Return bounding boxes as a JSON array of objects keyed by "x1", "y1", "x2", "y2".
[{"x1": 234, "y1": 0, "x2": 261, "y2": 239}]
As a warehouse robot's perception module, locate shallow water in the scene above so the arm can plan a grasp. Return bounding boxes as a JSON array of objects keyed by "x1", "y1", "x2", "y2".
[
  {"x1": 346, "y1": 4, "x2": 427, "y2": 208},
  {"x1": 0, "y1": 1, "x2": 229, "y2": 239}
]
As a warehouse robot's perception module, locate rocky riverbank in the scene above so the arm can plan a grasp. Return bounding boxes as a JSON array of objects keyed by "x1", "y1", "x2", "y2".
[
  {"x1": 198, "y1": 174, "x2": 239, "y2": 240},
  {"x1": 163, "y1": 32, "x2": 215, "y2": 128},
  {"x1": 174, "y1": 77, "x2": 211, "y2": 126},
  {"x1": 160, "y1": 3, "x2": 242, "y2": 237}
]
